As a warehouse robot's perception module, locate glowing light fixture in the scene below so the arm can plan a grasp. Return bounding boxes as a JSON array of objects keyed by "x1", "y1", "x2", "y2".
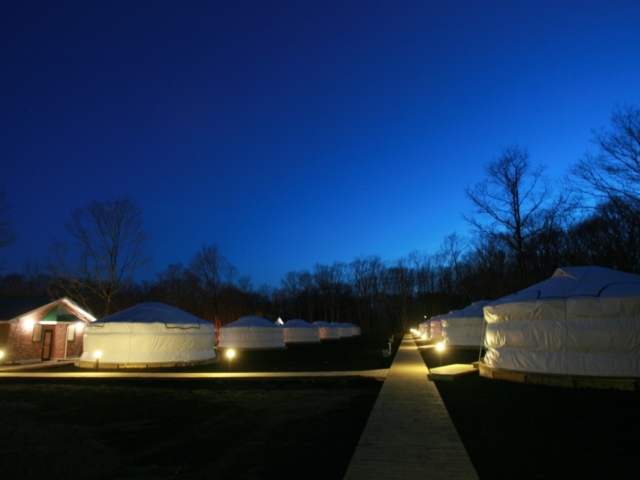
[
  {"x1": 0, "y1": 350, "x2": 4, "y2": 360},
  {"x1": 436, "y1": 341, "x2": 445, "y2": 367},
  {"x1": 93, "y1": 350, "x2": 102, "y2": 370},
  {"x1": 226, "y1": 348, "x2": 236, "y2": 372},
  {"x1": 421, "y1": 334, "x2": 427, "y2": 340},
  {"x1": 23, "y1": 318, "x2": 35, "y2": 329}
]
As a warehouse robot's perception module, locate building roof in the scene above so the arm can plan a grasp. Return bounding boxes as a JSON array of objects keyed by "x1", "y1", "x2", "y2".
[{"x1": 0, "y1": 297, "x2": 96, "y2": 323}]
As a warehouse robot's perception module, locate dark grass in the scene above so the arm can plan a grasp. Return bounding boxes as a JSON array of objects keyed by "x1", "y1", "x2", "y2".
[
  {"x1": 420, "y1": 346, "x2": 640, "y2": 479},
  {"x1": 0, "y1": 334, "x2": 398, "y2": 480},
  {"x1": 7, "y1": 336, "x2": 638, "y2": 479}
]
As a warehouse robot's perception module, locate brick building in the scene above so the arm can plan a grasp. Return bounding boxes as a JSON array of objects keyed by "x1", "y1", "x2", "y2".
[{"x1": 0, "y1": 297, "x2": 96, "y2": 364}]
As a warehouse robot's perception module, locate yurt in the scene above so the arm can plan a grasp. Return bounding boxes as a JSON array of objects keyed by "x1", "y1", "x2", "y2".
[
  {"x1": 313, "y1": 320, "x2": 341, "y2": 340},
  {"x1": 418, "y1": 320, "x2": 430, "y2": 339},
  {"x1": 343, "y1": 322, "x2": 361, "y2": 336},
  {"x1": 218, "y1": 315, "x2": 285, "y2": 349},
  {"x1": 441, "y1": 300, "x2": 493, "y2": 347},
  {"x1": 78, "y1": 302, "x2": 217, "y2": 368},
  {"x1": 483, "y1": 266, "x2": 640, "y2": 377},
  {"x1": 429, "y1": 316, "x2": 443, "y2": 341},
  {"x1": 283, "y1": 319, "x2": 321, "y2": 344},
  {"x1": 332, "y1": 322, "x2": 353, "y2": 338}
]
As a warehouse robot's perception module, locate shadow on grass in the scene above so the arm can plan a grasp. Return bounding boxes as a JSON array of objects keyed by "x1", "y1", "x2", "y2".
[{"x1": 420, "y1": 347, "x2": 640, "y2": 479}]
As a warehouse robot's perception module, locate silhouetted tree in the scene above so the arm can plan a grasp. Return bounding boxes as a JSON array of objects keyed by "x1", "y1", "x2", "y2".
[
  {"x1": 150, "y1": 263, "x2": 202, "y2": 314},
  {"x1": 464, "y1": 145, "x2": 557, "y2": 289},
  {"x1": 563, "y1": 199, "x2": 640, "y2": 273},
  {"x1": 570, "y1": 104, "x2": 640, "y2": 226},
  {"x1": 48, "y1": 196, "x2": 151, "y2": 316},
  {"x1": 189, "y1": 244, "x2": 235, "y2": 324}
]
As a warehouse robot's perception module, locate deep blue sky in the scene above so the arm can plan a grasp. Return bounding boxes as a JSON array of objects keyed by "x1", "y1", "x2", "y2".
[{"x1": 2, "y1": 1, "x2": 640, "y2": 288}]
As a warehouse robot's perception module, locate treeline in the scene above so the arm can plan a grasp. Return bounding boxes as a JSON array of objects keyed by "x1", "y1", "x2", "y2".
[{"x1": 2, "y1": 105, "x2": 640, "y2": 333}]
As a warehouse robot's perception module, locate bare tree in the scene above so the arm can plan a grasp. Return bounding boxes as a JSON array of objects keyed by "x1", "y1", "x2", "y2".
[
  {"x1": 314, "y1": 262, "x2": 347, "y2": 322},
  {"x1": 189, "y1": 244, "x2": 230, "y2": 324},
  {"x1": 570, "y1": 104, "x2": 640, "y2": 225},
  {"x1": 349, "y1": 255, "x2": 384, "y2": 332},
  {"x1": 48, "y1": 196, "x2": 151, "y2": 316},
  {"x1": 151, "y1": 263, "x2": 202, "y2": 315},
  {"x1": 464, "y1": 145, "x2": 556, "y2": 289}
]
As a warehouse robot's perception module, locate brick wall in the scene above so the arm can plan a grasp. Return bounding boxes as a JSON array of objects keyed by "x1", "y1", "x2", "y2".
[{"x1": 1, "y1": 320, "x2": 87, "y2": 363}]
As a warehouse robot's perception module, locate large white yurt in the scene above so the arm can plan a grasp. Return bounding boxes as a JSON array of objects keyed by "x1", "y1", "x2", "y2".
[
  {"x1": 484, "y1": 266, "x2": 640, "y2": 377},
  {"x1": 78, "y1": 302, "x2": 217, "y2": 368},
  {"x1": 218, "y1": 315, "x2": 285, "y2": 349},
  {"x1": 313, "y1": 320, "x2": 341, "y2": 340},
  {"x1": 283, "y1": 319, "x2": 321, "y2": 344},
  {"x1": 441, "y1": 300, "x2": 493, "y2": 347}
]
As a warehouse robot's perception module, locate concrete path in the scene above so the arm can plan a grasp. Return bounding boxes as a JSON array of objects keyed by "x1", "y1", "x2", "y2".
[
  {"x1": 343, "y1": 334, "x2": 478, "y2": 479},
  {"x1": 0, "y1": 369, "x2": 388, "y2": 379}
]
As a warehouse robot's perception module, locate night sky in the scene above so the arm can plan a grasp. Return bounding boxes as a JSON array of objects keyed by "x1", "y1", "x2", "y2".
[{"x1": 2, "y1": 1, "x2": 640, "y2": 287}]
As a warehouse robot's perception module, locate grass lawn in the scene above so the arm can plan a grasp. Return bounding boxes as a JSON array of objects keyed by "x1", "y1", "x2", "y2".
[{"x1": 0, "y1": 334, "x2": 395, "y2": 480}]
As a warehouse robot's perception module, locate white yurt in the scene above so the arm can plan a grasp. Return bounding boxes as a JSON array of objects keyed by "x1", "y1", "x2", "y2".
[
  {"x1": 332, "y1": 322, "x2": 353, "y2": 338},
  {"x1": 218, "y1": 315, "x2": 285, "y2": 349},
  {"x1": 441, "y1": 300, "x2": 493, "y2": 347},
  {"x1": 343, "y1": 322, "x2": 361, "y2": 336},
  {"x1": 283, "y1": 319, "x2": 321, "y2": 344},
  {"x1": 429, "y1": 316, "x2": 443, "y2": 340},
  {"x1": 484, "y1": 266, "x2": 640, "y2": 377},
  {"x1": 78, "y1": 302, "x2": 217, "y2": 368},
  {"x1": 419, "y1": 320, "x2": 430, "y2": 339},
  {"x1": 313, "y1": 320, "x2": 341, "y2": 340}
]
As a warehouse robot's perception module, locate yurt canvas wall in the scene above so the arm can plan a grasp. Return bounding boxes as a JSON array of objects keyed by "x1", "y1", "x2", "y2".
[
  {"x1": 313, "y1": 321, "x2": 341, "y2": 340},
  {"x1": 419, "y1": 321, "x2": 430, "y2": 339},
  {"x1": 283, "y1": 319, "x2": 321, "y2": 344},
  {"x1": 343, "y1": 322, "x2": 361, "y2": 336},
  {"x1": 484, "y1": 266, "x2": 640, "y2": 377},
  {"x1": 79, "y1": 302, "x2": 216, "y2": 368},
  {"x1": 441, "y1": 300, "x2": 492, "y2": 347},
  {"x1": 429, "y1": 317, "x2": 443, "y2": 340},
  {"x1": 332, "y1": 322, "x2": 353, "y2": 338},
  {"x1": 218, "y1": 316, "x2": 285, "y2": 349}
]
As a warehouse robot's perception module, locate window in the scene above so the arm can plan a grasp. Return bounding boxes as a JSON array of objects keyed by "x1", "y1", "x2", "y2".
[
  {"x1": 32, "y1": 324, "x2": 43, "y2": 342},
  {"x1": 67, "y1": 325, "x2": 76, "y2": 342}
]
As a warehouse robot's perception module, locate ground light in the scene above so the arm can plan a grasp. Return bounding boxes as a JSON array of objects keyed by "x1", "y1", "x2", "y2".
[
  {"x1": 93, "y1": 350, "x2": 102, "y2": 370},
  {"x1": 226, "y1": 348, "x2": 235, "y2": 371},
  {"x1": 436, "y1": 341, "x2": 445, "y2": 366}
]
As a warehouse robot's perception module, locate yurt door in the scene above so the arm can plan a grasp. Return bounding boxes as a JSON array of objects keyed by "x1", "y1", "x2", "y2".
[{"x1": 41, "y1": 330, "x2": 54, "y2": 361}]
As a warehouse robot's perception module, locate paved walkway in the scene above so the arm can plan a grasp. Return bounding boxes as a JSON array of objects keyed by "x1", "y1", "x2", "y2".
[
  {"x1": 0, "y1": 369, "x2": 388, "y2": 379},
  {"x1": 343, "y1": 334, "x2": 478, "y2": 479}
]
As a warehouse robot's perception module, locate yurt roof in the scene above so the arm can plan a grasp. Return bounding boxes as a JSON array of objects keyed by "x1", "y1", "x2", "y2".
[
  {"x1": 93, "y1": 302, "x2": 206, "y2": 328},
  {"x1": 441, "y1": 300, "x2": 493, "y2": 319},
  {"x1": 284, "y1": 319, "x2": 316, "y2": 328},
  {"x1": 313, "y1": 320, "x2": 338, "y2": 326},
  {"x1": 223, "y1": 315, "x2": 279, "y2": 328},
  {"x1": 494, "y1": 266, "x2": 640, "y2": 303}
]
